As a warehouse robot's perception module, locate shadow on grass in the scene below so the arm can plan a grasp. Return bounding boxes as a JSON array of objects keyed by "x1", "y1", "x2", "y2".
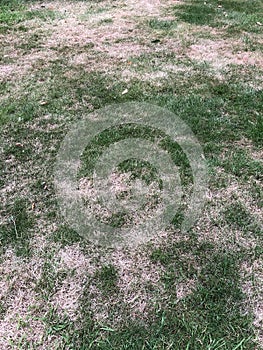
[{"x1": 174, "y1": 0, "x2": 263, "y2": 34}]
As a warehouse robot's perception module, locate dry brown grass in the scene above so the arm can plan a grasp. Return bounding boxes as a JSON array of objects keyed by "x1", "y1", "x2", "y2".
[
  {"x1": 0, "y1": 249, "x2": 56, "y2": 349},
  {"x1": 242, "y1": 259, "x2": 263, "y2": 349},
  {"x1": 0, "y1": 0, "x2": 262, "y2": 348},
  {"x1": 187, "y1": 38, "x2": 263, "y2": 69},
  {"x1": 51, "y1": 244, "x2": 95, "y2": 320}
]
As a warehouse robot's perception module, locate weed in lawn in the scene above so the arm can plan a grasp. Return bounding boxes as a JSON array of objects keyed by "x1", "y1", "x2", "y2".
[
  {"x1": 41, "y1": 306, "x2": 74, "y2": 346},
  {"x1": 4, "y1": 141, "x2": 32, "y2": 162},
  {"x1": 0, "y1": 301, "x2": 6, "y2": 318}
]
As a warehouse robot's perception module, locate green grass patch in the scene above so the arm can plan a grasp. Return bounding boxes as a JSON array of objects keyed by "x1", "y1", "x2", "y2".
[
  {"x1": 148, "y1": 18, "x2": 176, "y2": 30},
  {"x1": 0, "y1": 198, "x2": 34, "y2": 257},
  {"x1": 79, "y1": 123, "x2": 192, "y2": 184},
  {"x1": 174, "y1": 0, "x2": 263, "y2": 34},
  {"x1": 50, "y1": 225, "x2": 81, "y2": 247},
  {"x1": 150, "y1": 241, "x2": 254, "y2": 349},
  {"x1": 0, "y1": 1, "x2": 60, "y2": 33},
  {"x1": 223, "y1": 202, "x2": 261, "y2": 234},
  {"x1": 35, "y1": 257, "x2": 67, "y2": 300},
  {"x1": 222, "y1": 149, "x2": 262, "y2": 179},
  {"x1": 94, "y1": 264, "x2": 119, "y2": 295}
]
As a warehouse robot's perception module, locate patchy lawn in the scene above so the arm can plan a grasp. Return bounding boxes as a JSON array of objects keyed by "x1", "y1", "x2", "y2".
[{"x1": 0, "y1": 0, "x2": 262, "y2": 349}]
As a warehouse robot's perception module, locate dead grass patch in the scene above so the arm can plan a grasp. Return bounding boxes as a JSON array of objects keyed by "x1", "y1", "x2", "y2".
[
  {"x1": 85, "y1": 247, "x2": 167, "y2": 325},
  {"x1": 0, "y1": 0, "x2": 262, "y2": 347},
  {"x1": 0, "y1": 0, "x2": 174, "y2": 85},
  {"x1": 187, "y1": 38, "x2": 263, "y2": 69},
  {"x1": 242, "y1": 259, "x2": 263, "y2": 349},
  {"x1": 0, "y1": 249, "x2": 49, "y2": 349},
  {"x1": 52, "y1": 244, "x2": 95, "y2": 320}
]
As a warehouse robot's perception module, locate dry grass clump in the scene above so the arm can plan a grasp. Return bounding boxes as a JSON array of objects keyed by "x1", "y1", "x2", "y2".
[
  {"x1": 242, "y1": 259, "x2": 263, "y2": 349},
  {"x1": 0, "y1": 250, "x2": 47, "y2": 349},
  {"x1": 187, "y1": 38, "x2": 263, "y2": 69},
  {"x1": 51, "y1": 244, "x2": 96, "y2": 320}
]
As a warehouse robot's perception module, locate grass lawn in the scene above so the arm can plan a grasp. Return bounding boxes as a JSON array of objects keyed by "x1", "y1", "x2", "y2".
[{"x1": 0, "y1": 0, "x2": 262, "y2": 349}]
